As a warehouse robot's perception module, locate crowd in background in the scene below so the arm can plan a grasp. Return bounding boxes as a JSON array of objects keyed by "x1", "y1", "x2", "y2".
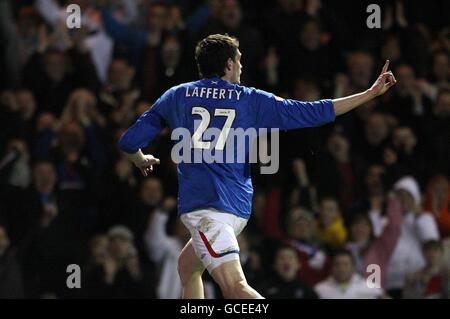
[{"x1": 0, "y1": 0, "x2": 449, "y2": 299}]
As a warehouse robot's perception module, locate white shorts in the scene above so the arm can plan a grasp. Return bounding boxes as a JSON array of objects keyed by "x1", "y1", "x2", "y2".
[{"x1": 180, "y1": 209, "x2": 248, "y2": 273}]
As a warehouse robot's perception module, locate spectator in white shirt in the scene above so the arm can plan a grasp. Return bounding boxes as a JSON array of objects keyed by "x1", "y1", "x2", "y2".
[
  {"x1": 35, "y1": 0, "x2": 114, "y2": 82},
  {"x1": 385, "y1": 176, "x2": 440, "y2": 298},
  {"x1": 314, "y1": 249, "x2": 386, "y2": 299},
  {"x1": 143, "y1": 197, "x2": 190, "y2": 299}
]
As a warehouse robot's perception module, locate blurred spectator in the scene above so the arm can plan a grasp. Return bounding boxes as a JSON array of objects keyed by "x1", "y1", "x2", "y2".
[
  {"x1": 22, "y1": 21, "x2": 100, "y2": 116},
  {"x1": 97, "y1": 155, "x2": 137, "y2": 231},
  {"x1": 60, "y1": 89, "x2": 105, "y2": 128},
  {"x1": 278, "y1": 17, "x2": 333, "y2": 90},
  {"x1": 198, "y1": 0, "x2": 264, "y2": 85},
  {"x1": 143, "y1": 197, "x2": 190, "y2": 299},
  {"x1": 107, "y1": 0, "x2": 140, "y2": 26},
  {"x1": 0, "y1": 2, "x2": 42, "y2": 88},
  {"x1": 32, "y1": 160, "x2": 59, "y2": 229},
  {"x1": 292, "y1": 79, "x2": 321, "y2": 102},
  {"x1": 385, "y1": 64, "x2": 433, "y2": 128},
  {"x1": 315, "y1": 197, "x2": 347, "y2": 248},
  {"x1": 59, "y1": 89, "x2": 107, "y2": 174},
  {"x1": 130, "y1": 177, "x2": 164, "y2": 256},
  {"x1": 259, "y1": 245, "x2": 318, "y2": 299},
  {"x1": 244, "y1": 189, "x2": 270, "y2": 253},
  {"x1": 380, "y1": 33, "x2": 402, "y2": 70},
  {"x1": 237, "y1": 232, "x2": 263, "y2": 287},
  {"x1": 429, "y1": 51, "x2": 449, "y2": 90},
  {"x1": 386, "y1": 176, "x2": 440, "y2": 298},
  {"x1": 423, "y1": 88, "x2": 450, "y2": 178},
  {"x1": 424, "y1": 175, "x2": 450, "y2": 238},
  {"x1": 314, "y1": 249, "x2": 386, "y2": 299},
  {"x1": 346, "y1": 51, "x2": 374, "y2": 93},
  {"x1": 356, "y1": 164, "x2": 389, "y2": 237},
  {"x1": 412, "y1": 50, "x2": 449, "y2": 103},
  {"x1": 1, "y1": 160, "x2": 57, "y2": 247},
  {"x1": 0, "y1": 225, "x2": 25, "y2": 298},
  {"x1": 403, "y1": 240, "x2": 450, "y2": 299},
  {"x1": 285, "y1": 207, "x2": 331, "y2": 286},
  {"x1": 361, "y1": 112, "x2": 391, "y2": 166},
  {"x1": 155, "y1": 35, "x2": 191, "y2": 97},
  {"x1": 101, "y1": 1, "x2": 178, "y2": 100},
  {"x1": 260, "y1": 186, "x2": 331, "y2": 286},
  {"x1": 388, "y1": 126, "x2": 425, "y2": 182},
  {"x1": 315, "y1": 133, "x2": 359, "y2": 213},
  {"x1": 98, "y1": 57, "x2": 138, "y2": 122},
  {"x1": 84, "y1": 225, "x2": 154, "y2": 298},
  {"x1": 346, "y1": 194, "x2": 402, "y2": 288},
  {"x1": 55, "y1": 121, "x2": 90, "y2": 191},
  {"x1": 15, "y1": 88, "x2": 37, "y2": 131},
  {"x1": 1, "y1": 138, "x2": 31, "y2": 189},
  {"x1": 35, "y1": 0, "x2": 114, "y2": 82},
  {"x1": 0, "y1": 89, "x2": 37, "y2": 147},
  {"x1": 289, "y1": 158, "x2": 317, "y2": 213},
  {"x1": 19, "y1": 171, "x2": 73, "y2": 297},
  {"x1": 85, "y1": 234, "x2": 109, "y2": 269},
  {"x1": 32, "y1": 111, "x2": 58, "y2": 160}
]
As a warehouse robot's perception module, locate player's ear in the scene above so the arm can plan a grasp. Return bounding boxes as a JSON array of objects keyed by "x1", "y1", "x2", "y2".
[{"x1": 226, "y1": 58, "x2": 233, "y2": 71}]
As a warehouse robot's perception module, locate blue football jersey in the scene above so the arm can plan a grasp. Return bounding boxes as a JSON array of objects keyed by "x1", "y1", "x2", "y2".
[{"x1": 118, "y1": 77, "x2": 335, "y2": 219}]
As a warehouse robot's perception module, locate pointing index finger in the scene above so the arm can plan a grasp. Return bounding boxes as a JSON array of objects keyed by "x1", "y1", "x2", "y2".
[{"x1": 382, "y1": 60, "x2": 390, "y2": 73}]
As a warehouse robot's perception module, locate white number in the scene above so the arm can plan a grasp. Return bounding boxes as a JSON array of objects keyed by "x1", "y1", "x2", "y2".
[
  {"x1": 214, "y1": 109, "x2": 236, "y2": 150},
  {"x1": 192, "y1": 107, "x2": 211, "y2": 149},
  {"x1": 191, "y1": 107, "x2": 236, "y2": 150}
]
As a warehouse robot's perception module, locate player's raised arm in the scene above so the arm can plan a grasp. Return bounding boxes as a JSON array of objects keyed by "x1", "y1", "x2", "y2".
[
  {"x1": 332, "y1": 60, "x2": 397, "y2": 116},
  {"x1": 253, "y1": 61, "x2": 395, "y2": 130}
]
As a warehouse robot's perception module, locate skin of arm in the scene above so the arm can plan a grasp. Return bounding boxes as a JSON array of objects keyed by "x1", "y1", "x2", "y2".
[{"x1": 333, "y1": 60, "x2": 397, "y2": 116}]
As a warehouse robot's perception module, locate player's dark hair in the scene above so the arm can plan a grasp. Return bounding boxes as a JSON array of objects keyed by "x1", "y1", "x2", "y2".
[{"x1": 195, "y1": 34, "x2": 239, "y2": 78}]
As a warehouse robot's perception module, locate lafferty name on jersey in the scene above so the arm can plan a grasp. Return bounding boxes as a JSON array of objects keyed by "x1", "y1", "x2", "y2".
[{"x1": 185, "y1": 87, "x2": 242, "y2": 101}]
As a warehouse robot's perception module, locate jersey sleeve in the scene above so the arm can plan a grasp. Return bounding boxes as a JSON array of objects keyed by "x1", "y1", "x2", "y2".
[
  {"x1": 118, "y1": 88, "x2": 174, "y2": 154},
  {"x1": 253, "y1": 88, "x2": 336, "y2": 130}
]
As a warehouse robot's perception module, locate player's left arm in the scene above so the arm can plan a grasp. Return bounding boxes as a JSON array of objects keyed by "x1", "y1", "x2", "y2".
[{"x1": 332, "y1": 60, "x2": 397, "y2": 116}]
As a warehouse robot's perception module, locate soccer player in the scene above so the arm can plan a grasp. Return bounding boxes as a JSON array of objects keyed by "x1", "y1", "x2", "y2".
[{"x1": 118, "y1": 34, "x2": 396, "y2": 299}]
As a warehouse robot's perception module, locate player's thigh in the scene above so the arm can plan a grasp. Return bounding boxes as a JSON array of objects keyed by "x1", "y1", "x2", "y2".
[
  {"x1": 181, "y1": 211, "x2": 241, "y2": 274},
  {"x1": 178, "y1": 239, "x2": 205, "y2": 276},
  {"x1": 210, "y1": 259, "x2": 247, "y2": 288}
]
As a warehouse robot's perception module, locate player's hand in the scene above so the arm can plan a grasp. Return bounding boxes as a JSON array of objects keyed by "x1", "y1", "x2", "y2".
[
  {"x1": 369, "y1": 60, "x2": 397, "y2": 97},
  {"x1": 134, "y1": 154, "x2": 160, "y2": 177}
]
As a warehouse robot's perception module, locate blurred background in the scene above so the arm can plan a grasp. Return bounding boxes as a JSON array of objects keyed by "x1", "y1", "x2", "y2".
[{"x1": 0, "y1": 0, "x2": 449, "y2": 299}]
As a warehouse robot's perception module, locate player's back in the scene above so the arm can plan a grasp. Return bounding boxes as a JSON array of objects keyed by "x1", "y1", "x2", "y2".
[
  {"x1": 168, "y1": 77, "x2": 257, "y2": 219},
  {"x1": 118, "y1": 77, "x2": 335, "y2": 219}
]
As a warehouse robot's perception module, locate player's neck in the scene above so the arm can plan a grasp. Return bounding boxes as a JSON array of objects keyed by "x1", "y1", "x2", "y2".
[{"x1": 221, "y1": 74, "x2": 234, "y2": 84}]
